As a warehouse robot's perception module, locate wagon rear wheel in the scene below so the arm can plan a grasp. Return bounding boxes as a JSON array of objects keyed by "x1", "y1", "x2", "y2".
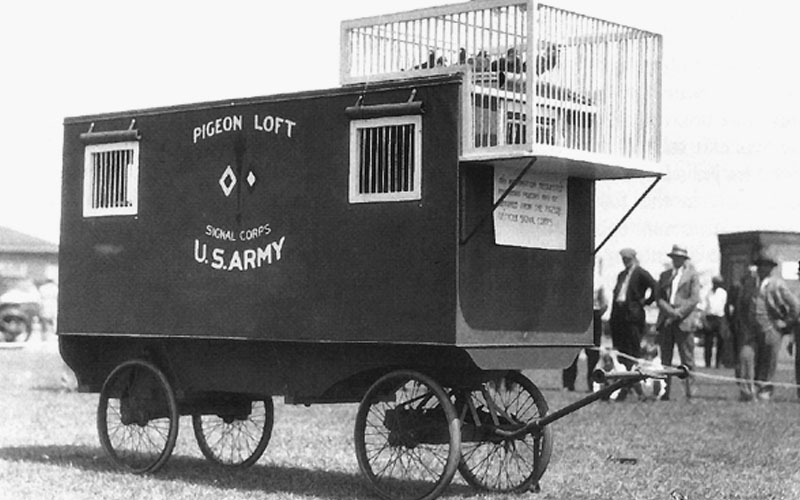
[
  {"x1": 355, "y1": 370, "x2": 461, "y2": 500},
  {"x1": 192, "y1": 397, "x2": 274, "y2": 467},
  {"x1": 97, "y1": 359, "x2": 179, "y2": 474},
  {"x1": 457, "y1": 371, "x2": 552, "y2": 492}
]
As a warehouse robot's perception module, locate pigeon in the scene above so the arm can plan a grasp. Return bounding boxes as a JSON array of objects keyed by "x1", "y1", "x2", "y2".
[
  {"x1": 467, "y1": 50, "x2": 491, "y2": 72},
  {"x1": 491, "y1": 47, "x2": 523, "y2": 73},
  {"x1": 536, "y1": 43, "x2": 560, "y2": 75},
  {"x1": 412, "y1": 50, "x2": 437, "y2": 70}
]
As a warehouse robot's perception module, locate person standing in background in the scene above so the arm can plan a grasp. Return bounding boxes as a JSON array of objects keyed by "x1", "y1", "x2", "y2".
[
  {"x1": 656, "y1": 244, "x2": 702, "y2": 400},
  {"x1": 701, "y1": 276, "x2": 728, "y2": 368},
  {"x1": 609, "y1": 248, "x2": 656, "y2": 400},
  {"x1": 736, "y1": 249, "x2": 800, "y2": 401},
  {"x1": 793, "y1": 260, "x2": 800, "y2": 400}
]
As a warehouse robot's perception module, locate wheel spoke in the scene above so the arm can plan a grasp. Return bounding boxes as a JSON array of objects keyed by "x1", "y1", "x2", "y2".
[
  {"x1": 457, "y1": 372, "x2": 551, "y2": 492},
  {"x1": 193, "y1": 399, "x2": 273, "y2": 467},
  {"x1": 98, "y1": 361, "x2": 179, "y2": 474},
  {"x1": 355, "y1": 370, "x2": 460, "y2": 500}
]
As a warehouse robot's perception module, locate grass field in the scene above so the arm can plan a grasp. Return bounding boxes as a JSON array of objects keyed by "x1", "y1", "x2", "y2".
[{"x1": 1, "y1": 339, "x2": 799, "y2": 500}]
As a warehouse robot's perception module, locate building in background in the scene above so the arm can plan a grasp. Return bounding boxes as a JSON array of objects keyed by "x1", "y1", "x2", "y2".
[
  {"x1": 718, "y1": 231, "x2": 800, "y2": 295},
  {"x1": 0, "y1": 225, "x2": 58, "y2": 283}
]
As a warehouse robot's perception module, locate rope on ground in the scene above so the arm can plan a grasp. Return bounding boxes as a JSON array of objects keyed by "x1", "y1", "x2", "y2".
[{"x1": 588, "y1": 345, "x2": 800, "y2": 390}]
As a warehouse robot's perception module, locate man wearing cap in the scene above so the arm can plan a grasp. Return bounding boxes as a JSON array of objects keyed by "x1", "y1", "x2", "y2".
[
  {"x1": 609, "y1": 248, "x2": 657, "y2": 399},
  {"x1": 656, "y1": 244, "x2": 702, "y2": 400},
  {"x1": 736, "y1": 249, "x2": 800, "y2": 401}
]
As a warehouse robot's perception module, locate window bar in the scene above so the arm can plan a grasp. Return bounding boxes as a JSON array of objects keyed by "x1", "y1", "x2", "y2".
[
  {"x1": 117, "y1": 149, "x2": 130, "y2": 207},
  {"x1": 95, "y1": 153, "x2": 101, "y2": 209},
  {"x1": 364, "y1": 128, "x2": 371, "y2": 194},
  {"x1": 410, "y1": 124, "x2": 415, "y2": 190},
  {"x1": 90, "y1": 154, "x2": 97, "y2": 209},
  {"x1": 107, "y1": 151, "x2": 113, "y2": 208},
  {"x1": 119, "y1": 150, "x2": 126, "y2": 207},
  {"x1": 101, "y1": 152, "x2": 108, "y2": 209},
  {"x1": 124, "y1": 150, "x2": 131, "y2": 206},
  {"x1": 382, "y1": 126, "x2": 388, "y2": 193},
  {"x1": 371, "y1": 128, "x2": 377, "y2": 193},
  {"x1": 119, "y1": 151, "x2": 126, "y2": 207},
  {"x1": 108, "y1": 151, "x2": 114, "y2": 208},
  {"x1": 399, "y1": 125, "x2": 405, "y2": 191},
  {"x1": 389, "y1": 125, "x2": 395, "y2": 193},
  {"x1": 113, "y1": 150, "x2": 120, "y2": 207}
]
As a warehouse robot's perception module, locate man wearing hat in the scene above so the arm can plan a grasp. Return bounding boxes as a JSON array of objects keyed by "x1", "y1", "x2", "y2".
[
  {"x1": 735, "y1": 248, "x2": 800, "y2": 401},
  {"x1": 609, "y1": 247, "x2": 657, "y2": 399},
  {"x1": 656, "y1": 244, "x2": 702, "y2": 399}
]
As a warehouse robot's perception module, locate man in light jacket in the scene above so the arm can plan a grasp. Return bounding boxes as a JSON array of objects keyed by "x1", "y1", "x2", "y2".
[
  {"x1": 656, "y1": 244, "x2": 701, "y2": 400},
  {"x1": 736, "y1": 249, "x2": 800, "y2": 401}
]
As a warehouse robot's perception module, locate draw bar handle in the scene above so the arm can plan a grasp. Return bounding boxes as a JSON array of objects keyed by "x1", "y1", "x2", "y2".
[{"x1": 592, "y1": 365, "x2": 690, "y2": 384}]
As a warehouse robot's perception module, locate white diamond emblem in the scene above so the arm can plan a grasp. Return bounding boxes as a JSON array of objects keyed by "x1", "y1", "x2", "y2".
[
  {"x1": 219, "y1": 165, "x2": 237, "y2": 197},
  {"x1": 247, "y1": 171, "x2": 256, "y2": 187}
]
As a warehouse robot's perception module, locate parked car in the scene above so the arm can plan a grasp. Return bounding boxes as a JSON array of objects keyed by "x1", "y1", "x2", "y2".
[{"x1": 0, "y1": 277, "x2": 42, "y2": 342}]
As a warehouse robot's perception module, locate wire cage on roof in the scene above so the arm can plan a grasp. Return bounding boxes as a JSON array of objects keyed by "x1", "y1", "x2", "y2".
[{"x1": 341, "y1": 0, "x2": 662, "y2": 169}]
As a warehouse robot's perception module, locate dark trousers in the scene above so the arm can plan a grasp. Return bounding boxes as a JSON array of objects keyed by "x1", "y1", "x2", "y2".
[
  {"x1": 701, "y1": 315, "x2": 724, "y2": 368},
  {"x1": 562, "y1": 309, "x2": 604, "y2": 391},
  {"x1": 562, "y1": 348, "x2": 601, "y2": 391},
  {"x1": 795, "y1": 327, "x2": 800, "y2": 399},
  {"x1": 609, "y1": 307, "x2": 645, "y2": 370}
]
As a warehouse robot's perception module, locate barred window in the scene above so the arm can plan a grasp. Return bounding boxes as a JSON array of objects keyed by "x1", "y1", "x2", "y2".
[
  {"x1": 349, "y1": 116, "x2": 422, "y2": 203},
  {"x1": 83, "y1": 141, "x2": 139, "y2": 217}
]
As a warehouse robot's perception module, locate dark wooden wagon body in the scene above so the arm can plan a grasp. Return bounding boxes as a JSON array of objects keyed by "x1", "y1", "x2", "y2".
[{"x1": 59, "y1": 75, "x2": 603, "y2": 403}]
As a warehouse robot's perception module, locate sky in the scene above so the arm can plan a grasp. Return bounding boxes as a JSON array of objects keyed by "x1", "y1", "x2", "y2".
[{"x1": 1, "y1": 0, "x2": 799, "y2": 285}]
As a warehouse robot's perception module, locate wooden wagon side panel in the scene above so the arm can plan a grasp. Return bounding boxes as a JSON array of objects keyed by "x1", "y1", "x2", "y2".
[{"x1": 59, "y1": 78, "x2": 462, "y2": 346}]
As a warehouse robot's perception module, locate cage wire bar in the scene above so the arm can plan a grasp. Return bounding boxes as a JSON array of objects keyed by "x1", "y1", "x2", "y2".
[{"x1": 340, "y1": 0, "x2": 662, "y2": 167}]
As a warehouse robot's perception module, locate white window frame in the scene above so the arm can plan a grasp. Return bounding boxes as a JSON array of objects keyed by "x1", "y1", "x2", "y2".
[
  {"x1": 83, "y1": 141, "x2": 139, "y2": 217},
  {"x1": 349, "y1": 115, "x2": 422, "y2": 203}
]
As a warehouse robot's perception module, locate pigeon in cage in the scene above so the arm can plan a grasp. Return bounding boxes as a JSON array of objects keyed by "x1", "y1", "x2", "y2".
[
  {"x1": 467, "y1": 50, "x2": 491, "y2": 72},
  {"x1": 411, "y1": 50, "x2": 437, "y2": 70},
  {"x1": 535, "y1": 42, "x2": 560, "y2": 75},
  {"x1": 458, "y1": 47, "x2": 467, "y2": 65},
  {"x1": 490, "y1": 47, "x2": 524, "y2": 73}
]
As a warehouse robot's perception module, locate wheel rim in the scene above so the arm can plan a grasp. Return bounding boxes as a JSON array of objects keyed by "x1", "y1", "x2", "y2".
[
  {"x1": 97, "y1": 360, "x2": 179, "y2": 474},
  {"x1": 457, "y1": 371, "x2": 552, "y2": 492},
  {"x1": 355, "y1": 370, "x2": 461, "y2": 500},
  {"x1": 192, "y1": 398, "x2": 274, "y2": 467}
]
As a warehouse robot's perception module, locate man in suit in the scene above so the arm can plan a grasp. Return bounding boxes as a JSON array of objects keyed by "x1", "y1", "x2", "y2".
[
  {"x1": 656, "y1": 244, "x2": 702, "y2": 400},
  {"x1": 736, "y1": 249, "x2": 800, "y2": 401},
  {"x1": 609, "y1": 248, "x2": 656, "y2": 399}
]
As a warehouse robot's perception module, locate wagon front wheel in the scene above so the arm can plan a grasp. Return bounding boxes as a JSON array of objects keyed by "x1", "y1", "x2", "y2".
[
  {"x1": 457, "y1": 371, "x2": 552, "y2": 492},
  {"x1": 355, "y1": 370, "x2": 461, "y2": 500},
  {"x1": 192, "y1": 397, "x2": 274, "y2": 467},
  {"x1": 97, "y1": 359, "x2": 179, "y2": 474}
]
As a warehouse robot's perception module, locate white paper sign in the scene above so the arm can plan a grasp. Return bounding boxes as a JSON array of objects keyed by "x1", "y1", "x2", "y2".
[
  {"x1": 781, "y1": 260, "x2": 798, "y2": 280},
  {"x1": 493, "y1": 166, "x2": 567, "y2": 250}
]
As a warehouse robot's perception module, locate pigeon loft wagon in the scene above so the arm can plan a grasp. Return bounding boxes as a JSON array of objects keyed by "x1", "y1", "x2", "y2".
[{"x1": 58, "y1": 1, "x2": 669, "y2": 498}]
